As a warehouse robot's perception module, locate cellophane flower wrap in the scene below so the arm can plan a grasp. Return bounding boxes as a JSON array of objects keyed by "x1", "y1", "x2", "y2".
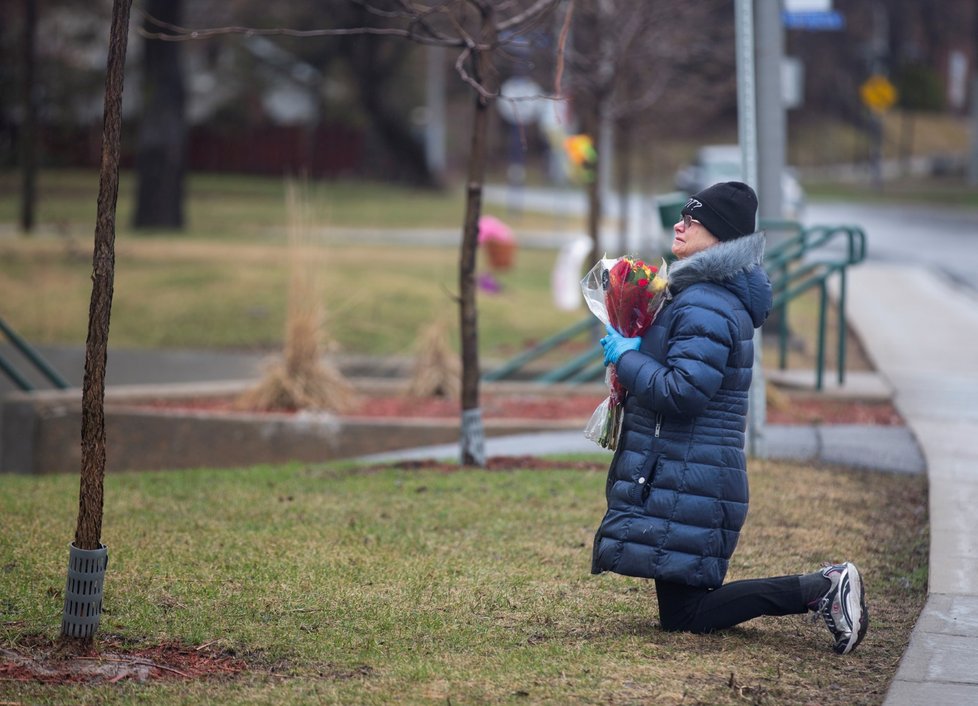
[{"x1": 581, "y1": 256, "x2": 669, "y2": 449}]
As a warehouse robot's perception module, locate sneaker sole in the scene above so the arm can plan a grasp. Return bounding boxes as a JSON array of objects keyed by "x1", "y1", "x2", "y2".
[{"x1": 837, "y1": 563, "x2": 868, "y2": 655}]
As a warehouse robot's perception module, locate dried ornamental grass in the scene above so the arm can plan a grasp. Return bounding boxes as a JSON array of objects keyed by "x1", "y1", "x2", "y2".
[
  {"x1": 406, "y1": 318, "x2": 461, "y2": 399},
  {"x1": 236, "y1": 181, "x2": 357, "y2": 413},
  {"x1": 765, "y1": 381, "x2": 793, "y2": 413}
]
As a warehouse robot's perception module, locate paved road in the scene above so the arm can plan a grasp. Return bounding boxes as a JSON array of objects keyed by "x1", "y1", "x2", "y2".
[
  {"x1": 0, "y1": 345, "x2": 270, "y2": 397},
  {"x1": 481, "y1": 185, "x2": 978, "y2": 294},
  {"x1": 805, "y1": 200, "x2": 978, "y2": 293}
]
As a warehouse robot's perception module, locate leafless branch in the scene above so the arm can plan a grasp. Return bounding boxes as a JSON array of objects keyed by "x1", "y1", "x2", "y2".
[
  {"x1": 440, "y1": 281, "x2": 461, "y2": 305},
  {"x1": 348, "y1": 0, "x2": 446, "y2": 19},
  {"x1": 553, "y1": 0, "x2": 573, "y2": 96},
  {"x1": 135, "y1": 8, "x2": 465, "y2": 48},
  {"x1": 376, "y1": 0, "x2": 464, "y2": 44},
  {"x1": 137, "y1": 0, "x2": 561, "y2": 69},
  {"x1": 497, "y1": 0, "x2": 561, "y2": 32},
  {"x1": 136, "y1": 1, "x2": 566, "y2": 110},
  {"x1": 454, "y1": 46, "x2": 494, "y2": 100},
  {"x1": 610, "y1": 73, "x2": 669, "y2": 120}
]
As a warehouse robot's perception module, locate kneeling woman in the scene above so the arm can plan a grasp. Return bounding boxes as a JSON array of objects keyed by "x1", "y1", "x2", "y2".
[{"x1": 593, "y1": 181, "x2": 868, "y2": 655}]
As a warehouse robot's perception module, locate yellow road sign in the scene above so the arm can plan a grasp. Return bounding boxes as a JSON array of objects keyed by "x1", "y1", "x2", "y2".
[{"x1": 860, "y1": 74, "x2": 897, "y2": 113}]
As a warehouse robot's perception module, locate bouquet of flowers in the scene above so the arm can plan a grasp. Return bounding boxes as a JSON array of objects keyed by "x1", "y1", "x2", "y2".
[{"x1": 581, "y1": 256, "x2": 669, "y2": 449}]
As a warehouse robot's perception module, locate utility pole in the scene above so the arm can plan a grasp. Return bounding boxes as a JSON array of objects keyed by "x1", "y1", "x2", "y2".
[
  {"x1": 736, "y1": 0, "x2": 758, "y2": 190},
  {"x1": 754, "y1": 0, "x2": 786, "y2": 223},
  {"x1": 735, "y1": 0, "x2": 766, "y2": 460}
]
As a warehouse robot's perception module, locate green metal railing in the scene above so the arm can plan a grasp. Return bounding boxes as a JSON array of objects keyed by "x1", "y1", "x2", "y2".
[
  {"x1": 482, "y1": 317, "x2": 600, "y2": 382},
  {"x1": 0, "y1": 316, "x2": 71, "y2": 391},
  {"x1": 766, "y1": 224, "x2": 866, "y2": 389},
  {"x1": 481, "y1": 317, "x2": 603, "y2": 384},
  {"x1": 483, "y1": 221, "x2": 867, "y2": 390}
]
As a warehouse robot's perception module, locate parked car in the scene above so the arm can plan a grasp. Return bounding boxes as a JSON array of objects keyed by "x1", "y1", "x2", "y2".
[{"x1": 674, "y1": 144, "x2": 806, "y2": 221}]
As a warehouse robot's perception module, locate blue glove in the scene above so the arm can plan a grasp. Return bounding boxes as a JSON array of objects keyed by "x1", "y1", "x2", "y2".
[{"x1": 600, "y1": 323, "x2": 641, "y2": 366}]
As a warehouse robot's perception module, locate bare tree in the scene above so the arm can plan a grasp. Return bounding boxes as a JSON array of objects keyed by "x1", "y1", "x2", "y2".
[
  {"x1": 341, "y1": 4, "x2": 438, "y2": 185},
  {"x1": 62, "y1": 0, "x2": 134, "y2": 644},
  {"x1": 75, "y1": 0, "x2": 133, "y2": 555},
  {"x1": 565, "y1": 0, "x2": 735, "y2": 261},
  {"x1": 140, "y1": 0, "x2": 562, "y2": 466},
  {"x1": 196, "y1": 2, "x2": 438, "y2": 184}
]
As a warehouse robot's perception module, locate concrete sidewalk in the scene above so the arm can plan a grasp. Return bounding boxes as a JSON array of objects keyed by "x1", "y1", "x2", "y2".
[
  {"x1": 844, "y1": 263, "x2": 978, "y2": 705},
  {"x1": 358, "y1": 424, "x2": 925, "y2": 476}
]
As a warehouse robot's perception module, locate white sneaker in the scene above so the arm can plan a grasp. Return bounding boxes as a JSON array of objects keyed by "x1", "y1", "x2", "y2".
[{"x1": 814, "y1": 562, "x2": 869, "y2": 654}]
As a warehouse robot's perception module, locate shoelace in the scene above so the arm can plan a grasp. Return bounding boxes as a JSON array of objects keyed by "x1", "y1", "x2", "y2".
[
  {"x1": 811, "y1": 565, "x2": 841, "y2": 628},
  {"x1": 812, "y1": 592, "x2": 833, "y2": 626}
]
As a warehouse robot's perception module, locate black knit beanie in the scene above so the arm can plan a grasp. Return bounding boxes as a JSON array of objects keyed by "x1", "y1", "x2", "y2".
[{"x1": 681, "y1": 181, "x2": 758, "y2": 242}]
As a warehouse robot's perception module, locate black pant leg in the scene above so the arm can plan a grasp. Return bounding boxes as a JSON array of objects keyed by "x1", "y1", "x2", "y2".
[{"x1": 655, "y1": 576, "x2": 807, "y2": 634}]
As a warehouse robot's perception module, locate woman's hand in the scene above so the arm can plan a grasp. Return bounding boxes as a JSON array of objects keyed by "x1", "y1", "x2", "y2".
[{"x1": 600, "y1": 324, "x2": 641, "y2": 366}]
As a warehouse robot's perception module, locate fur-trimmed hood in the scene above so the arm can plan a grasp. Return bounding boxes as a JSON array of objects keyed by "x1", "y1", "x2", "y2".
[{"x1": 667, "y1": 232, "x2": 771, "y2": 328}]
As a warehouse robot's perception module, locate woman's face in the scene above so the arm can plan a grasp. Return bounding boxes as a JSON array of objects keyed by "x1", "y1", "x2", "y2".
[{"x1": 672, "y1": 214, "x2": 720, "y2": 259}]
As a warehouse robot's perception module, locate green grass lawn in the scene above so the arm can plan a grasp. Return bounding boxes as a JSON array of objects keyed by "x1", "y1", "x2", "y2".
[
  {"x1": 0, "y1": 455, "x2": 926, "y2": 705},
  {"x1": 1, "y1": 169, "x2": 466, "y2": 236},
  {"x1": 0, "y1": 235, "x2": 586, "y2": 358},
  {"x1": 805, "y1": 174, "x2": 978, "y2": 208},
  {"x1": 0, "y1": 169, "x2": 591, "y2": 359},
  {"x1": 0, "y1": 167, "x2": 969, "y2": 365},
  {"x1": 0, "y1": 169, "x2": 579, "y2": 239}
]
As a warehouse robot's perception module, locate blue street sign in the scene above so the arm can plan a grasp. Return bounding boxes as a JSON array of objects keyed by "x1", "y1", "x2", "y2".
[{"x1": 782, "y1": 10, "x2": 845, "y2": 31}]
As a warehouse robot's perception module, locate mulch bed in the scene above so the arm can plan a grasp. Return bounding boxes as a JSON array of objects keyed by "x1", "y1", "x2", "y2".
[
  {"x1": 767, "y1": 396, "x2": 903, "y2": 426},
  {"x1": 380, "y1": 455, "x2": 611, "y2": 474},
  {"x1": 140, "y1": 392, "x2": 903, "y2": 426},
  {"x1": 0, "y1": 635, "x2": 246, "y2": 685},
  {"x1": 141, "y1": 393, "x2": 607, "y2": 421},
  {"x1": 136, "y1": 390, "x2": 904, "y2": 477}
]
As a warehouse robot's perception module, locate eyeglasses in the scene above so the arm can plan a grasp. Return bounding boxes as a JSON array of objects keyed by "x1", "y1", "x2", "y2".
[{"x1": 681, "y1": 214, "x2": 702, "y2": 229}]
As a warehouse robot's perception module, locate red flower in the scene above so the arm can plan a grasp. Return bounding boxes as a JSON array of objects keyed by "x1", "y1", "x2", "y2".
[
  {"x1": 610, "y1": 258, "x2": 631, "y2": 283},
  {"x1": 581, "y1": 255, "x2": 670, "y2": 450}
]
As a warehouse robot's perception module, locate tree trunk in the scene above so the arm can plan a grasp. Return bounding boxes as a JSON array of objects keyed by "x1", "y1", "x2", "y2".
[
  {"x1": 133, "y1": 0, "x2": 186, "y2": 230},
  {"x1": 346, "y1": 9, "x2": 435, "y2": 187},
  {"x1": 19, "y1": 0, "x2": 37, "y2": 234},
  {"x1": 360, "y1": 88, "x2": 436, "y2": 186},
  {"x1": 74, "y1": 0, "x2": 133, "y2": 553},
  {"x1": 584, "y1": 106, "x2": 603, "y2": 270},
  {"x1": 616, "y1": 118, "x2": 632, "y2": 255},
  {"x1": 458, "y1": 5, "x2": 497, "y2": 467}
]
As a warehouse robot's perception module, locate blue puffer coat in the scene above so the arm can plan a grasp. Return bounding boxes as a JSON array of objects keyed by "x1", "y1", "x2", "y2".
[{"x1": 591, "y1": 233, "x2": 772, "y2": 589}]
